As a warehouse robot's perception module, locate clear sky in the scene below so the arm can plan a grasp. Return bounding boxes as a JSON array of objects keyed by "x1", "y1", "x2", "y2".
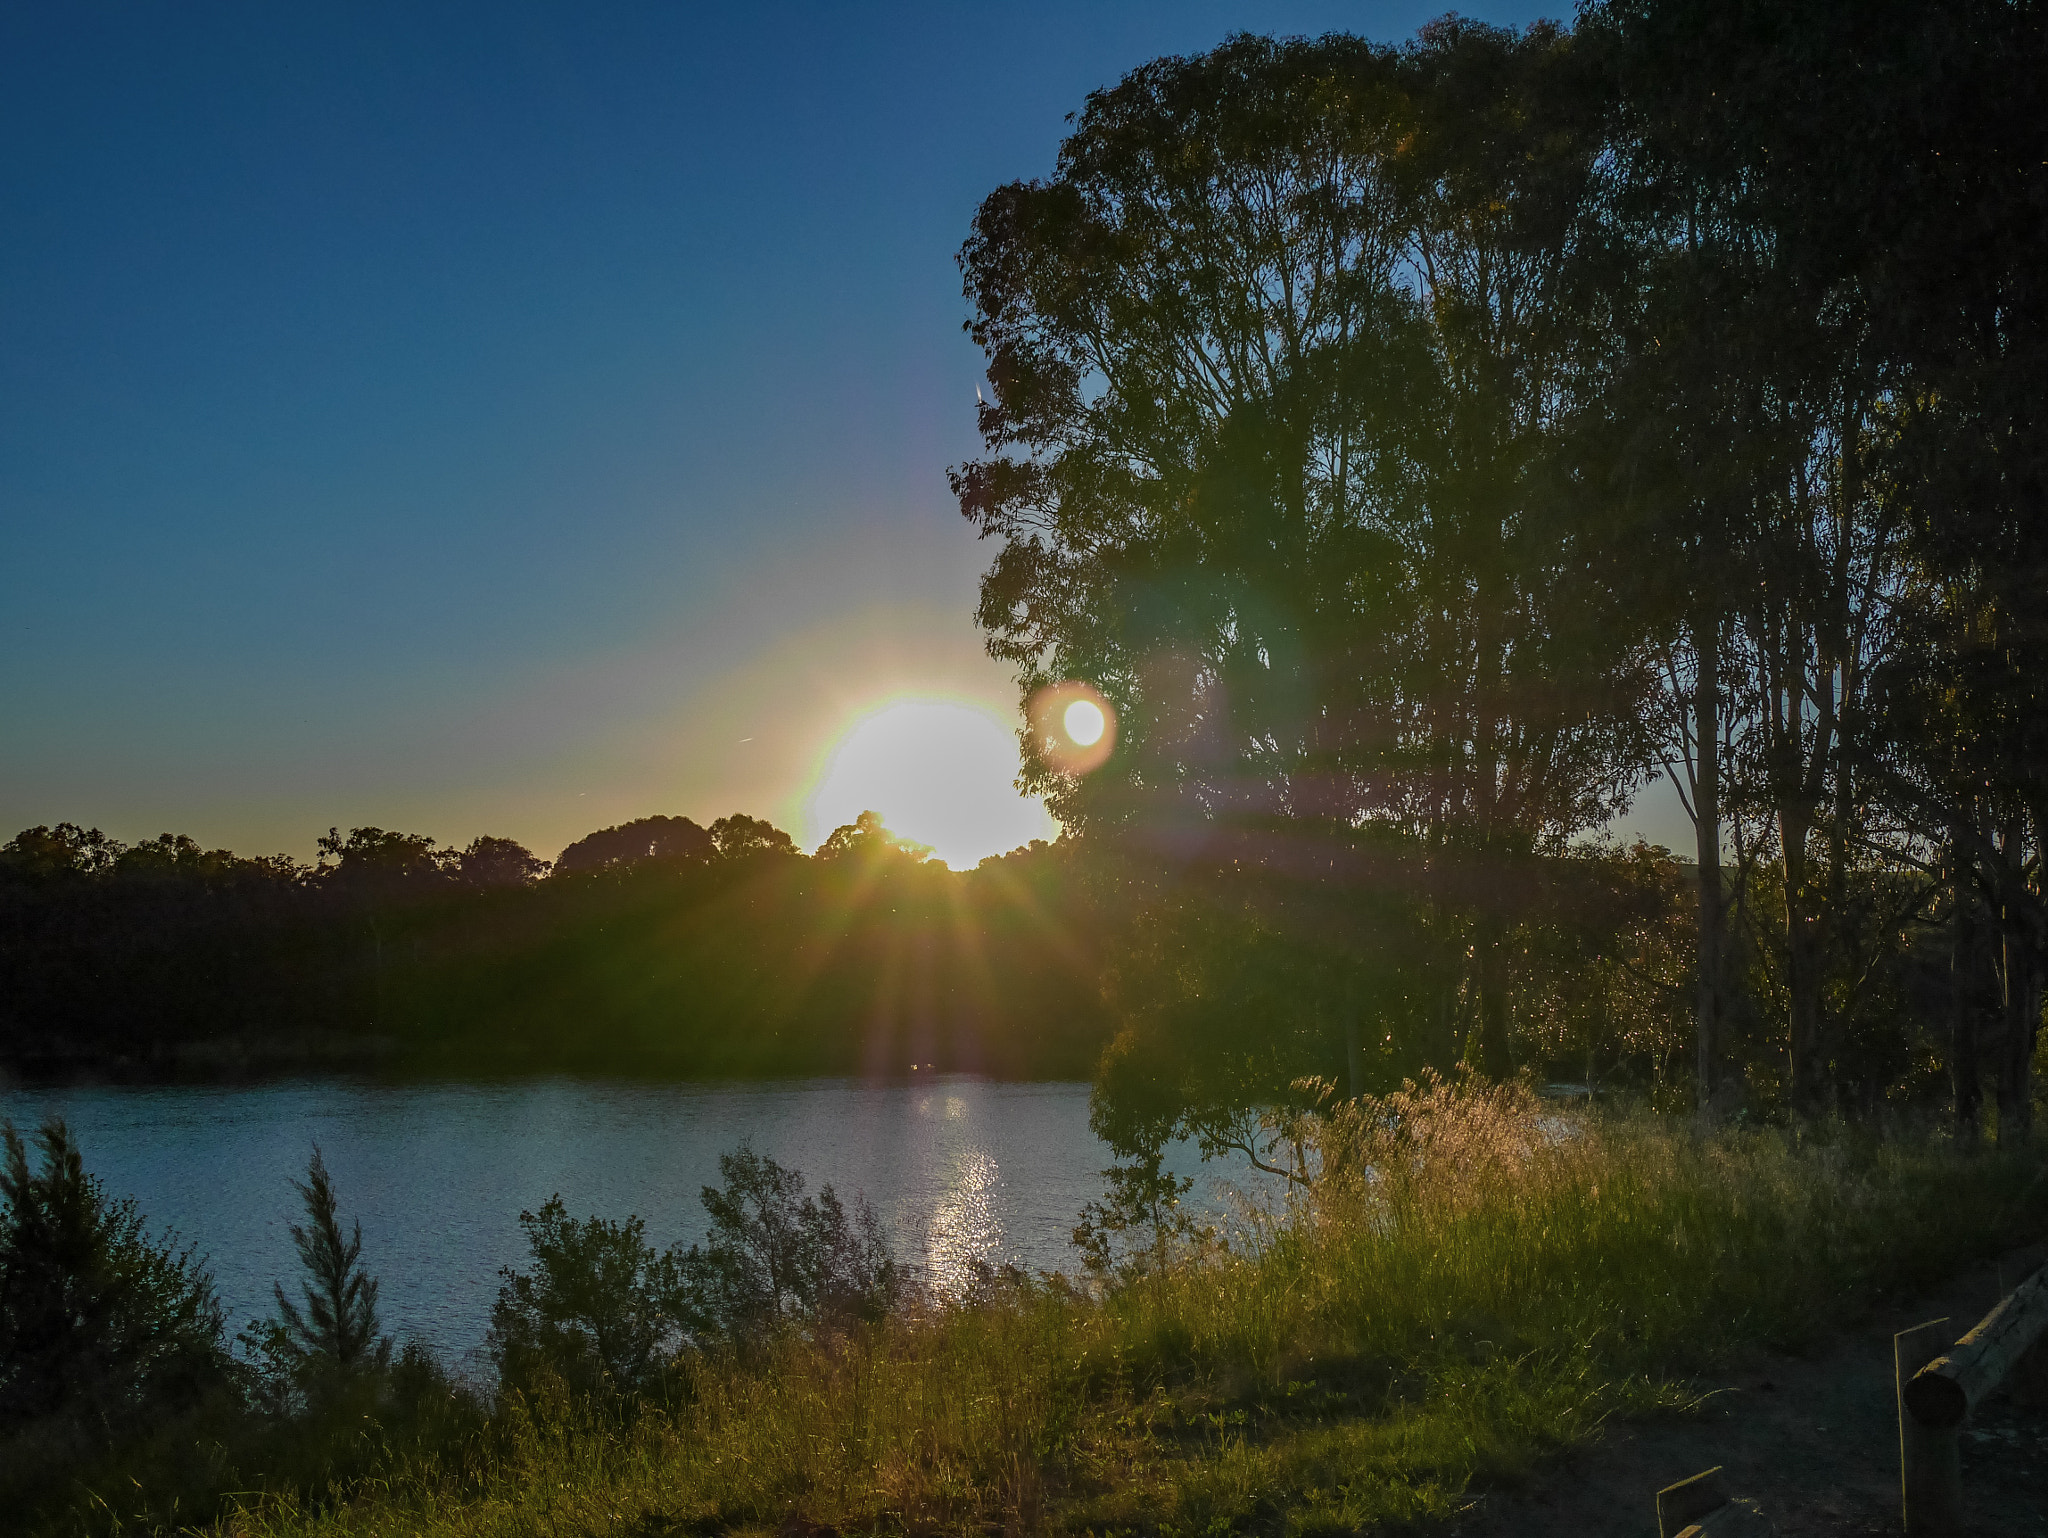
[{"x1": 5, "y1": 2, "x2": 1682, "y2": 869}]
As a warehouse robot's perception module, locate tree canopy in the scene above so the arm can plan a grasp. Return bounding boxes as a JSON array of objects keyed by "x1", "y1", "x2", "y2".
[{"x1": 956, "y1": 3, "x2": 2047, "y2": 1138}]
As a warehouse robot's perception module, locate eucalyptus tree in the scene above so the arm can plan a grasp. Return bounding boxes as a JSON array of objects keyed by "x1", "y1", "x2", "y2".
[
  {"x1": 1580, "y1": 251, "x2": 1782, "y2": 1110},
  {"x1": 1582, "y1": 20, "x2": 1811, "y2": 1110},
  {"x1": 1885, "y1": 421, "x2": 2048, "y2": 1141},
  {"x1": 1590, "y1": 0, "x2": 1998, "y2": 1117},
  {"x1": 956, "y1": 23, "x2": 1651, "y2": 1081},
  {"x1": 1869, "y1": 578, "x2": 2045, "y2": 1140},
  {"x1": 1858, "y1": 0, "x2": 2048, "y2": 1137},
  {"x1": 1390, "y1": 20, "x2": 1652, "y2": 1074},
  {"x1": 956, "y1": 31, "x2": 1419, "y2": 835}
]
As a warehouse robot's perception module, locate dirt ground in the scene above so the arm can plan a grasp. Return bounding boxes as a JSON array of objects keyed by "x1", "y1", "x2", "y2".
[{"x1": 1447, "y1": 1245, "x2": 2048, "y2": 1538}]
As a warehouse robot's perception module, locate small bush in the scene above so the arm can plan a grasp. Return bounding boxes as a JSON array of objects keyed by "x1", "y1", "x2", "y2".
[
  {"x1": 488, "y1": 1196, "x2": 682, "y2": 1397},
  {"x1": 676, "y1": 1143, "x2": 904, "y2": 1340},
  {"x1": 490, "y1": 1145, "x2": 904, "y2": 1397}
]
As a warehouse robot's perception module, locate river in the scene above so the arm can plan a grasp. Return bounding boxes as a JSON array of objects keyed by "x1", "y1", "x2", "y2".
[{"x1": 0, "y1": 1076, "x2": 1244, "y2": 1362}]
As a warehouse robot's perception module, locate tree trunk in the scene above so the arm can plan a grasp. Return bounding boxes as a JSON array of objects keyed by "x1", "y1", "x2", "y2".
[
  {"x1": 1692, "y1": 617, "x2": 1725, "y2": 1113},
  {"x1": 1951, "y1": 863, "x2": 1984, "y2": 1147},
  {"x1": 1994, "y1": 893, "x2": 2038, "y2": 1146},
  {"x1": 1471, "y1": 914, "x2": 1514, "y2": 1081},
  {"x1": 1782, "y1": 804, "x2": 1828, "y2": 1117}
]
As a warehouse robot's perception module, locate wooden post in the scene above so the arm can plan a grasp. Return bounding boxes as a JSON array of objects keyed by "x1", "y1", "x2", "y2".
[
  {"x1": 1655, "y1": 1466, "x2": 1770, "y2": 1536},
  {"x1": 1896, "y1": 1317, "x2": 1960, "y2": 1536},
  {"x1": 1657, "y1": 1466, "x2": 1728, "y2": 1538},
  {"x1": 2017, "y1": 1329, "x2": 2048, "y2": 1407}
]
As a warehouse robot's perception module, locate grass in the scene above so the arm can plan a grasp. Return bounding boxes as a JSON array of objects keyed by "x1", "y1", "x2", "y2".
[{"x1": 200, "y1": 1079, "x2": 2045, "y2": 1538}]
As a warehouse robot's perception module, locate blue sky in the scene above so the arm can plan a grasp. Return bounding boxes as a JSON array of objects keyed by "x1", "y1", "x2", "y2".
[{"x1": 2, "y1": 2, "x2": 1683, "y2": 865}]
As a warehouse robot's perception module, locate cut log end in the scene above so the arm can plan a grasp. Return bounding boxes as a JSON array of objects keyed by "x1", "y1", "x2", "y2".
[{"x1": 1904, "y1": 1359, "x2": 1971, "y2": 1427}]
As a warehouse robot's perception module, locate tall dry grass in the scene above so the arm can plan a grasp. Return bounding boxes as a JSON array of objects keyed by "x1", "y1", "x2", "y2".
[{"x1": 209, "y1": 1080, "x2": 2046, "y2": 1538}]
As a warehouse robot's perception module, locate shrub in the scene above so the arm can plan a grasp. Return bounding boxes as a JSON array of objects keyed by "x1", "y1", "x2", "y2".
[
  {"x1": 488, "y1": 1197, "x2": 682, "y2": 1397},
  {"x1": 676, "y1": 1144, "x2": 904, "y2": 1340},
  {"x1": 1071, "y1": 1145, "x2": 1205, "y2": 1278},
  {"x1": 206, "y1": 1108, "x2": 2048, "y2": 1538},
  {"x1": 489, "y1": 1146, "x2": 904, "y2": 1397},
  {"x1": 0, "y1": 1118, "x2": 240, "y2": 1526},
  {"x1": 0, "y1": 1118, "x2": 235, "y2": 1440},
  {"x1": 243, "y1": 1148, "x2": 393, "y2": 1408}
]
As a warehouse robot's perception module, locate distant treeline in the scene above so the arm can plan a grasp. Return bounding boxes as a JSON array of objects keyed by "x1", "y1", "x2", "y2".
[
  {"x1": 0, "y1": 814, "x2": 1109, "y2": 1081},
  {"x1": 0, "y1": 800, "x2": 2021, "y2": 1121}
]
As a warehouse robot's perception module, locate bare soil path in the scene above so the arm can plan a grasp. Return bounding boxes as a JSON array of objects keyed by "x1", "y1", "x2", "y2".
[{"x1": 1448, "y1": 1246, "x2": 2048, "y2": 1538}]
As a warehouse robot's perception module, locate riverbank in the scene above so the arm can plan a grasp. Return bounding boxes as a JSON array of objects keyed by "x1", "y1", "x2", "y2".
[{"x1": 184, "y1": 1085, "x2": 2046, "y2": 1538}]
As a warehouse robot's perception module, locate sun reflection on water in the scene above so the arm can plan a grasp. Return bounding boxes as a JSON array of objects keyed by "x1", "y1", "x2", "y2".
[{"x1": 925, "y1": 1144, "x2": 1003, "y2": 1294}]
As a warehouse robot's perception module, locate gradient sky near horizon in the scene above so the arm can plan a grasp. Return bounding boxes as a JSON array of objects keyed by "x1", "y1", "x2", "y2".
[{"x1": 6, "y1": 2, "x2": 1694, "y2": 868}]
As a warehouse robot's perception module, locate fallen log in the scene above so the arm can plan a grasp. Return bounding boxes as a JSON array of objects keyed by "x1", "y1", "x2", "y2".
[{"x1": 1904, "y1": 1264, "x2": 2048, "y2": 1428}]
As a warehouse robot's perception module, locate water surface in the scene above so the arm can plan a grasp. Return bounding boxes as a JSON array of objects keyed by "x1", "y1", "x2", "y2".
[{"x1": 0, "y1": 1076, "x2": 1232, "y2": 1360}]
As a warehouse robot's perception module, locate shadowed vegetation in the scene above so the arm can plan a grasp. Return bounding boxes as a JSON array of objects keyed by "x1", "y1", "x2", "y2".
[
  {"x1": 23, "y1": 1082, "x2": 2023, "y2": 1538},
  {"x1": 0, "y1": 821, "x2": 1112, "y2": 1083}
]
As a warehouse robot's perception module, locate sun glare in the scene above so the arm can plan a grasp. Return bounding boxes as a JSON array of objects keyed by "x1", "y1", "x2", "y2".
[
  {"x1": 1063, "y1": 699, "x2": 1105, "y2": 747},
  {"x1": 804, "y1": 697, "x2": 1057, "y2": 868}
]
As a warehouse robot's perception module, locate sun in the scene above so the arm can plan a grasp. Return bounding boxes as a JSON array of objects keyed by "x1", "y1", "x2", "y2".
[
  {"x1": 1063, "y1": 699, "x2": 1104, "y2": 746},
  {"x1": 803, "y1": 697, "x2": 1058, "y2": 868}
]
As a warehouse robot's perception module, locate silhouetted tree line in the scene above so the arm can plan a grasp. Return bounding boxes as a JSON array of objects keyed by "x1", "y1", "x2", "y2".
[
  {"x1": 956, "y1": 1, "x2": 2046, "y2": 1147},
  {"x1": 0, "y1": 814, "x2": 1108, "y2": 1082}
]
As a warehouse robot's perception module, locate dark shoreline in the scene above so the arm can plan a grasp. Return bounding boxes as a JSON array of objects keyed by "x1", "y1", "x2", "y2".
[{"x1": 0, "y1": 1044, "x2": 1093, "y2": 1093}]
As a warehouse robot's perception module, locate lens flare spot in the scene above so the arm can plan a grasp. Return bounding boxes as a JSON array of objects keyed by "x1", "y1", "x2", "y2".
[{"x1": 1027, "y1": 681, "x2": 1117, "y2": 776}]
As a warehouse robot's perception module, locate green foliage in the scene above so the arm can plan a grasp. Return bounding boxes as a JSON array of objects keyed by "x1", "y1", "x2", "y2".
[
  {"x1": 677, "y1": 1145, "x2": 904, "y2": 1340},
  {"x1": 488, "y1": 1198, "x2": 686, "y2": 1397},
  {"x1": 0, "y1": 1119, "x2": 240, "y2": 1529},
  {"x1": 951, "y1": 2, "x2": 2048, "y2": 1127},
  {"x1": 0, "y1": 821, "x2": 1112, "y2": 1083},
  {"x1": 316, "y1": 825, "x2": 448, "y2": 887},
  {"x1": 1071, "y1": 1146, "x2": 1204, "y2": 1280},
  {"x1": 708, "y1": 813, "x2": 798, "y2": 858},
  {"x1": 452, "y1": 835, "x2": 549, "y2": 887},
  {"x1": 0, "y1": 823, "x2": 126, "y2": 877},
  {"x1": 244, "y1": 1148, "x2": 391, "y2": 1405},
  {"x1": 0, "y1": 1119, "x2": 234, "y2": 1440},
  {"x1": 957, "y1": 25, "x2": 1649, "y2": 851},
  {"x1": 490, "y1": 1148, "x2": 903, "y2": 1397},
  {"x1": 812, "y1": 809, "x2": 932, "y2": 863},
  {"x1": 1086, "y1": 836, "x2": 1703, "y2": 1170},
  {"x1": 553, "y1": 815, "x2": 712, "y2": 874}
]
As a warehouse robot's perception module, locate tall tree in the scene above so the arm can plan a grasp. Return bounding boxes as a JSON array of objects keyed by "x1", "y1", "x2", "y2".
[
  {"x1": 1391, "y1": 19, "x2": 1650, "y2": 1075},
  {"x1": 1593, "y1": 0, "x2": 2048, "y2": 1120},
  {"x1": 956, "y1": 24, "x2": 1648, "y2": 1078}
]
